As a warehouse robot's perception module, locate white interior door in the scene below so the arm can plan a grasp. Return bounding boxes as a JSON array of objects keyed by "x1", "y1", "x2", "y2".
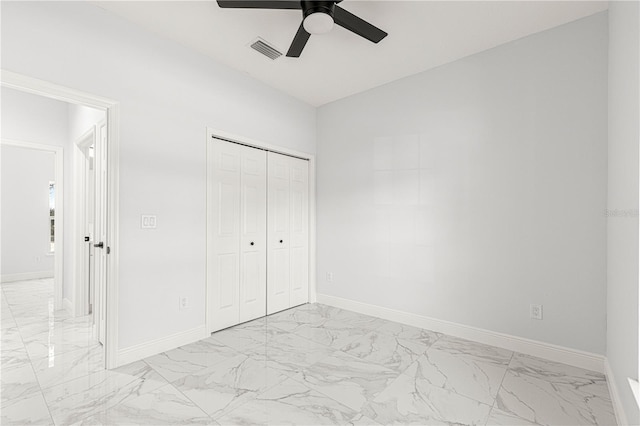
[
  {"x1": 94, "y1": 120, "x2": 108, "y2": 345},
  {"x1": 267, "y1": 153, "x2": 291, "y2": 315},
  {"x1": 86, "y1": 148, "x2": 95, "y2": 317},
  {"x1": 208, "y1": 140, "x2": 242, "y2": 332},
  {"x1": 239, "y1": 147, "x2": 267, "y2": 323},
  {"x1": 288, "y1": 157, "x2": 309, "y2": 307},
  {"x1": 75, "y1": 134, "x2": 94, "y2": 318},
  {"x1": 80, "y1": 140, "x2": 95, "y2": 317},
  {"x1": 267, "y1": 153, "x2": 309, "y2": 314}
]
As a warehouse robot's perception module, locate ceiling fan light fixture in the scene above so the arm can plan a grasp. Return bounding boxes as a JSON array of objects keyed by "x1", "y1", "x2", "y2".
[{"x1": 303, "y1": 12, "x2": 334, "y2": 34}]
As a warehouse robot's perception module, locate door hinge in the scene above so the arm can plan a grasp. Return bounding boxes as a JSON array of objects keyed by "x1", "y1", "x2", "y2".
[{"x1": 107, "y1": 246, "x2": 111, "y2": 254}]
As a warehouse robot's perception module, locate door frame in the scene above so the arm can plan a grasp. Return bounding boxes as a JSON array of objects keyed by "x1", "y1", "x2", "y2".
[
  {"x1": 205, "y1": 127, "x2": 317, "y2": 334},
  {"x1": 0, "y1": 138, "x2": 64, "y2": 309},
  {"x1": 1, "y1": 70, "x2": 121, "y2": 369}
]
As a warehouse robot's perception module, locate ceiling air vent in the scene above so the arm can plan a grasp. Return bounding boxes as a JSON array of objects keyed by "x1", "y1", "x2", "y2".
[{"x1": 250, "y1": 38, "x2": 282, "y2": 60}]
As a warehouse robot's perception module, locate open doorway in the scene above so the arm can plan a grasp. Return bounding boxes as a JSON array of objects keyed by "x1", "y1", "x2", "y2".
[
  {"x1": 73, "y1": 118, "x2": 108, "y2": 344},
  {"x1": 1, "y1": 88, "x2": 106, "y2": 371},
  {"x1": 1, "y1": 72, "x2": 119, "y2": 369}
]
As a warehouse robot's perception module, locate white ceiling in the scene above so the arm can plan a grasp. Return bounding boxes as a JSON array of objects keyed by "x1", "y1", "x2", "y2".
[{"x1": 95, "y1": 1, "x2": 608, "y2": 106}]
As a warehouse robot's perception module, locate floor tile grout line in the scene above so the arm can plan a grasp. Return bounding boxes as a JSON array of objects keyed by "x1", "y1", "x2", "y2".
[
  {"x1": 485, "y1": 350, "x2": 516, "y2": 425},
  {"x1": 157, "y1": 334, "x2": 293, "y2": 423},
  {"x1": 216, "y1": 368, "x2": 357, "y2": 424},
  {"x1": 53, "y1": 359, "x2": 178, "y2": 426},
  {"x1": 285, "y1": 353, "x2": 399, "y2": 419},
  {"x1": 155, "y1": 381, "x2": 216, "y2": 424}
]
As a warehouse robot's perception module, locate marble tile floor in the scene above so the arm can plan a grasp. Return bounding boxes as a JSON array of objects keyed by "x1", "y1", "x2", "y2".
[
  {"x1": 1, "y1": 278, "x2": 104, "y2": 424},
  {"x1": 1, "y1": 281, "x2": 617, "y2": 425}
]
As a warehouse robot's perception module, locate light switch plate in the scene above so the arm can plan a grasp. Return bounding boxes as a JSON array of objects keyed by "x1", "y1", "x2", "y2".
[{"x1": 141, "y1": 215, "x2": 157, "y2": 229}]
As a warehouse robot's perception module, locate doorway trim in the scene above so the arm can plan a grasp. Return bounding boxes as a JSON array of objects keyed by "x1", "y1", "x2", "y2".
[
  {"x1": 205, "y1": 126, "x2": 317, "y2": 334},
  {"x1": 1, "y1": 69, "x2": 121, "y2": 369},
  {"x1": 0, "y1": 138, "x2": 64, "y2": 309}
]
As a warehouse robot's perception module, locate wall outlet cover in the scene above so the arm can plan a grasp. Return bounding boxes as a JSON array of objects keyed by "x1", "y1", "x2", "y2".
[
  {"x1": 179, "y1": 296, "x2": 189, "y2": 310},
  {"x1": 530, "y1": 304, "x2": 543, "y2": 320}
]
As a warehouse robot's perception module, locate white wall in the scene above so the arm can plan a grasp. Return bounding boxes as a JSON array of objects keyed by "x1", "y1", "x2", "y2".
[
  {"x1": 317, "y1": 13, "x2": 608, "y2": 355},
  {"x1": 1, "y1": 1, "x2": 316, "y2": 350},
  {"x1": 68, "y1": 104, "x2": 105, "y2": 142},
  {"x1": 1, "y1": 146, "x2": 55, "y2": 277},
  {"x1": 607, "y1": 1, "x2": 640, "y2": 423},
  {"x1": 1, "y1": 88, "x2": 71, "y2": 291}
]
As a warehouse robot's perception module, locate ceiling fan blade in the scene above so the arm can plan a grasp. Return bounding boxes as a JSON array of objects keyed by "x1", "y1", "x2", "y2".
[
  {"x1": 217, "y1": 0, "x2": 301, "y2": 10},
  {"x1": 286, "y1": 23, "x2": 311, "y2": 57},
  {"x1": 333, "y1": 5, "x2": 387, "y2": 43}
]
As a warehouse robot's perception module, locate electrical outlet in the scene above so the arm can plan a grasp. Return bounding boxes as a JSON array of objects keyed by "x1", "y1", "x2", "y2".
[
  {"x1": 326, "y1": 272, "x2": 334, "y2": 282},
  {"x1": 179, "y1": 296, "x2": 189, "y2": 310},
  {"x1": 530, "y1": 304, "x2": 543, "y2": 320}
]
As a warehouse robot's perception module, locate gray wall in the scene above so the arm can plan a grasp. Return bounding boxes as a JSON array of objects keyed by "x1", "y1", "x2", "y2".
[
  {"x1": 317, "y1": 13, "x2": 608, "y2": 354},
  {"x1": 607, "y1": 1, "x2": 640, "y2": 423}
]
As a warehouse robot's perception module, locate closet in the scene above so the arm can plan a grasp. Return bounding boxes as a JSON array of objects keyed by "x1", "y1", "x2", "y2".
[{"x1": 207, "y1": 138, "x2": 309, "y2": 333}]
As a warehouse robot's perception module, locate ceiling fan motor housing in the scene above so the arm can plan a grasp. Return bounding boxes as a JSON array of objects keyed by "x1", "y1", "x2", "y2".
[{"x1": 302, "y1": 1, "x2": 336, "y2": 19}]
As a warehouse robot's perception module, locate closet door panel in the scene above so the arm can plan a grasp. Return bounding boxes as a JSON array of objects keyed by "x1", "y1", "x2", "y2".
[
  {"x1": 290, "y1": 246, "x2": 308, "y2": 305},
  {"x1": 208, "y1": 140, "x2": 242, "y2": 332},
  {"x1": 209, "y1": 139, "x2": 310, "y2": 329},
  {"x1": 217, "y1": 254, "x2": 238, "y2": 309},
  {"x1": 239, "y1": 146, "x2": 267, "y2": 323},
  {"x1": 267, "y1": 152, "x2": 291, "y2": 315},
  {"x1": 289, "y1": 158, "x2": 309, "y2": 307}
]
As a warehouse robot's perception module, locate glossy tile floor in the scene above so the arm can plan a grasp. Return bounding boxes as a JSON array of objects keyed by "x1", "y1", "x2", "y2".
[{"x1": 1, "y1": 279, "x2": 617, "y2": 425}]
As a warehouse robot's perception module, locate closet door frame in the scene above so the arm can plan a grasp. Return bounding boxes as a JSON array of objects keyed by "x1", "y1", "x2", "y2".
[{"x1": 205, "y1": 127, "x2": 316, "y2": 335}]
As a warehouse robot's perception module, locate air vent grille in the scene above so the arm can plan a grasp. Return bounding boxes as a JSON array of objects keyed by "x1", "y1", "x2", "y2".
[{"x1": 250, "y1": 38, "x2": 282, "y2": 60}]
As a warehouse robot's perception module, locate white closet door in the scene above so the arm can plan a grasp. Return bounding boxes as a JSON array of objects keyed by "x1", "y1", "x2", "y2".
[
  {"x1": 239, "y1": 147, "x2": 267, "y2": 323},
  {"x1": 208, "y1": 140, "x2": 242, "y2": 332},
  {"x1": 267, "y1": 152, "x2": 291, "y2": 314},
  {"x1": 289, "y1": 157, "x2": 309, "y2": 307},
  {"x1": 267, "y1": 153, "x2": 309, "y2": 314}
]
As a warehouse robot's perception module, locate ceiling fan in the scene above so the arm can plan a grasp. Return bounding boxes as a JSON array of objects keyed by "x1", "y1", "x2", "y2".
[{"x1": 216, "y1": 0, "x2": 388, "y2": 58}]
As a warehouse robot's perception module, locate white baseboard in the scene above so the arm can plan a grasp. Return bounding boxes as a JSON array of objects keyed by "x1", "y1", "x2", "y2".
[
  {"x1": 117, "y1": 326, "x2": 207, "y2": 367},
  {"x1": 63, "y1": 297, "x2": 75, "y2": 317},
  {"x1": 317, "y1": 294, "x2": 605, "y2": 373},
  {"x1": 1, "y1": 271, "x2": 54, "y2": 283},
  {"x1": 604, "y1": 359, "x2": 630, "y2": 426}
]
